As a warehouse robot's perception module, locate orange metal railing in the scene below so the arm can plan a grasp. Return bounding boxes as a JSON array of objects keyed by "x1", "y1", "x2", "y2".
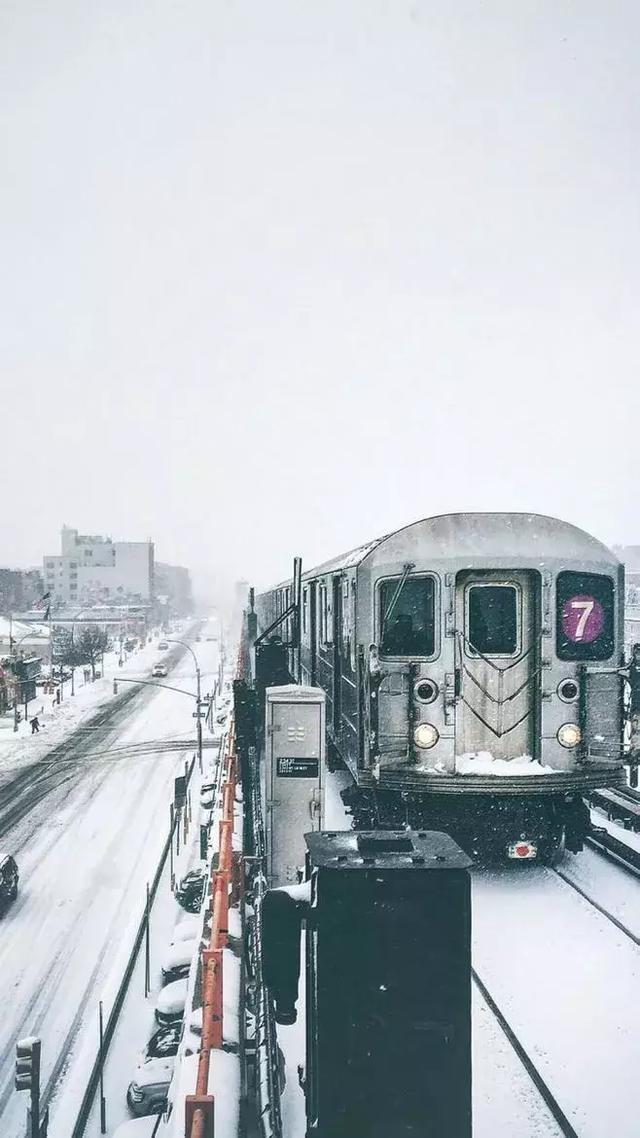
[{"x1": 184, "y1": 717, "x2": 239, "y2": 1138}]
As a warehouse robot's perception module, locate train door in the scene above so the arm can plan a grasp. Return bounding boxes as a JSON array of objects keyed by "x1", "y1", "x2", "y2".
[
  {"x1": 455, "y1": 571, "x2": 538, "y2": 761},
  {"x1": 309, "y1": 581, "x2": 318, "y2": 686},
  {"x1": 332, "y1": 575, "x2": 343, "y2": 738}
]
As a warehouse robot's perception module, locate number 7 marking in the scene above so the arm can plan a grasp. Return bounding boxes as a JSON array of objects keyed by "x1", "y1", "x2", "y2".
[{"x1": 571, "y1": 599, "x2": 594, "y2": 640}]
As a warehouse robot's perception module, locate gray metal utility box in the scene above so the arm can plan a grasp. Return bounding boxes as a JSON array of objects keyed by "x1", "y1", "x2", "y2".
[{"x1": 264, "y1": 685, "x2": 326, "y2": 886}]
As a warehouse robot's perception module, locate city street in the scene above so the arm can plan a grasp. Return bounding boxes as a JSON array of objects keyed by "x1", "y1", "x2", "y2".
[{"x1": 0, "y1": 627, "x2": 220, "y2": 1138}]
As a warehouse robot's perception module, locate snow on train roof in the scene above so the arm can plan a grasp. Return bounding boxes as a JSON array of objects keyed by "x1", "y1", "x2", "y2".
[{"x1": 301, "y1": 513, "x2": 619, "y2": 579}]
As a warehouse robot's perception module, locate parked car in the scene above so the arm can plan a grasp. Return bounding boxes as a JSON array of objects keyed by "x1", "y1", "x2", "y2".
[
  {"x1": 144, "y1": 1022, "x2": 183, "y2": 1060},
  {"x1": 155, "y1": 979, "x2": 188, "y2": 1025},
  {"x1": 126, "y1": 1056, "x2": 174, "y2": 1116},
  {"x1": 0, "y1": 856, "x2": 19, "y2": 909},
  {"x1": 151, "y1": 663, "x2": 168, "y2": 678},
  {"x1": 161, "y1": 939, "x2": 197, "y2": 985},
  {"x1": 172, "y1": 915, "x2": 201, "y2": 942},
  {"x1": 175, "y1": 868, "x2": 207, "y2": 914},
  {"x1": 200, "y1": 784, "x2": 215, "y2": 810},
  {"x1": 158, "y1": 641, "x2": 169, "y2": 651},
  {"x1": 112, "y1": 1118, "x2": 158, "y2": 1137}
]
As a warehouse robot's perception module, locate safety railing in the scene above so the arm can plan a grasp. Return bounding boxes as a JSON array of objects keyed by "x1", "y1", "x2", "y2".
[{"x1": 185, "y1": 723, "x2": 239, "y2": 1138}]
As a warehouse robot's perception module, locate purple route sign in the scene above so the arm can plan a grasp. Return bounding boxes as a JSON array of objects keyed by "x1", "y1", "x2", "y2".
[{"x1": 562, "y1": 594, "x2": 605, "y2": 644}]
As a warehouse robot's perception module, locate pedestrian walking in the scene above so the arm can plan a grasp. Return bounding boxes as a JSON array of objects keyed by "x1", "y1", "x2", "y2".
[{"x1": 30, "y1": 716, "x2": 40, "y2": 734}]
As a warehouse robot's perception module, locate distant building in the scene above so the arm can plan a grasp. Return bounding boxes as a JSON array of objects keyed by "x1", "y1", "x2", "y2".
[
  {"x1": 0, "y1": 568, "x2": 44, "y2": 616},
  {"x1": 43, "y1": 526, "x2": 154, "y2": 608},
  {"x1": 154, "y1": 563, "x2": 193, "y2": 617}
]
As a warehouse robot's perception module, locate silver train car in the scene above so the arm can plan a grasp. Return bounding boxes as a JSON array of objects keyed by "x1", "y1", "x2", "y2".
[{"x1": 256, "y1": 513, "x2": 626, "y2": 860}]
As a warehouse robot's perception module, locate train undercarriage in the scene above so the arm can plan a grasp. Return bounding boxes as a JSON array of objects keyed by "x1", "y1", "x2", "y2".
[{"x1": 333, "y1": 746, "x2": 592, "y2": 863}]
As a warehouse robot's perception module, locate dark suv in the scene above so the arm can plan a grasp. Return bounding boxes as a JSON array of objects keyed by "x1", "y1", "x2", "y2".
[{"x1": 0, "y1": 856, "x2": 18, "y2": 909}]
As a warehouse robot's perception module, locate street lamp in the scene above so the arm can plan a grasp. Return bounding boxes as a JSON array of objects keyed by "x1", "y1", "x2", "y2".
[{"x1": 166, "y1": 639, "x2": 203, "y2": 772}]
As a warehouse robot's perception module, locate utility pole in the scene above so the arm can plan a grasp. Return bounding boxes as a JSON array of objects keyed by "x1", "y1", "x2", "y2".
[{"x1": 196, "y1": 662, "x2": 203, "y2": 773}]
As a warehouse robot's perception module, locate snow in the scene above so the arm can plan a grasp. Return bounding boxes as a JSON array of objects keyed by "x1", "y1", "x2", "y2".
[
  {"x1": 558, "y1": 846, "x2": 640, "y2": 940},
  {"x1": 130, "y1": 1057, "x2": 175, "y2": 1089},
  {"x1": 472, "y1": 866, "x2": 640, "y2": 1138},
  {"x1": 0, "y1": 630, "x2": 188, "y2": 780},
  {"x1": 457, "y1": 752, "x2": 557, "y2": 775}
]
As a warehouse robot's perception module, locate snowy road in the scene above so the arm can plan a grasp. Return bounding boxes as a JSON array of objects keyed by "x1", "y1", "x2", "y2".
[{"x1": 0, "y1": 630, "x2": 220, "y2": 1138}]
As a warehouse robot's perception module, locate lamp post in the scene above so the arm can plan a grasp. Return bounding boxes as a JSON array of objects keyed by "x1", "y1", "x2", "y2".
[{"x1": 166, "y1": 639, "x2": 203, "y2": 772}]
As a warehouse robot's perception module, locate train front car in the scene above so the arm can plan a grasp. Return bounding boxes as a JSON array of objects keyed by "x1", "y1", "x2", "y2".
[{"x1": 297, "y1": 513, "x2": 626, "y2": 862}]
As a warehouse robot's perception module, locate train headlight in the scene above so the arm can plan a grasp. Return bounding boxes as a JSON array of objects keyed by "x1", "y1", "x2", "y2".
[
  {"x1": 557, "y1": 723, "x2": 581, "y2": 749},
  {"x1": 414, "y1": 723, "x2": 439, "y2": 750}
]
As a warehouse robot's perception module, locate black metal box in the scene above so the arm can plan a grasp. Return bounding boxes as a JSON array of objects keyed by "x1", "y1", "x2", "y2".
[{"x1": 304, "y1": 830, "x2": 472, "y2": 1138}]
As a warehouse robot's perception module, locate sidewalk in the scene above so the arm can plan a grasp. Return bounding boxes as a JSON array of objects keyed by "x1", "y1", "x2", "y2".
[{"x1": 0, "y1": 630, "x2": 193, "y2": 783}]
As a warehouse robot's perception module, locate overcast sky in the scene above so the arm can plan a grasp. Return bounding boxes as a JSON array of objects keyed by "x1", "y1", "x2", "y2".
[{"x1": 2, "y1": 1, "x2": 639, "y2": 591}]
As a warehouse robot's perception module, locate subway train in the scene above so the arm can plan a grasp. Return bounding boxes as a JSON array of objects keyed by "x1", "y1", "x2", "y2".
[{"x1": 255, "y1": 513, "x2": 627, "y2": 860}]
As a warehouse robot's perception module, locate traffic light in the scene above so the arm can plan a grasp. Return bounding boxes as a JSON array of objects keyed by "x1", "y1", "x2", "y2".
[{"x1": 15, "y1": 1036, "x2": 40, "y2": 1092}]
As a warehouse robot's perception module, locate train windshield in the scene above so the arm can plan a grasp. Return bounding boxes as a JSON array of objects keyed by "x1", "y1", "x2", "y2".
[
  {"x1": 467, "y1": 584, "x2": 519, "y2": 656},
  {"x1": 379, "y1": 576, "x2": 436, "y2": 657},
  {"x1": 556, "y1": 572, "x2": 614, "y2": 661}
]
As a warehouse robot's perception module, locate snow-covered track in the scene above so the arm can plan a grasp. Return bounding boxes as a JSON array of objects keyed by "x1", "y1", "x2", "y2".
[
  {"x1": 472, "y1": 867, "x2": 640, "y2": 1138},
  {"x1": 552, "y1": 864, "x2": 640, "y2": 945},
  {"x1": 472, "y1": 968, "x2": 579, "y2": 1138},
  {"x1": 585, "y1": 826, "x2": 640, "y2": 875}
]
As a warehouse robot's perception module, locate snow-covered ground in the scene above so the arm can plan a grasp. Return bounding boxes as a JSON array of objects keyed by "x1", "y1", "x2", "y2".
[
  {"x1": 472, "y1": 864, "x2": 640, "y2": 1138},
  {"x1": 0, "y1": 625, "x2": 220, "y2": 1138}
]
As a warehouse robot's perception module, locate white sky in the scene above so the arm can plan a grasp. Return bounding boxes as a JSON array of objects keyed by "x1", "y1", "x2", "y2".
[{"x1": 2, "y1": 1, "x2": 639, "y2": 589}]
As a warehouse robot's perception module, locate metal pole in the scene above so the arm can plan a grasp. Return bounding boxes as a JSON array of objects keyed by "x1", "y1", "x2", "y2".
[
  {"x1": 30, "y1": 1038, "x2": 41, "y2": 1138},
  {"x1": 196, "y1": 665, "x2": 203, "y2": 773},
  {"x1": 99, "y1": 1001, "x2": 106, "y2": 1133},
  {"x1": 170, "y1": 804, "x2": 175, "y2": 888},
  {"x1": 144, "y1": 883, "x2": 151, "y2": 997}
]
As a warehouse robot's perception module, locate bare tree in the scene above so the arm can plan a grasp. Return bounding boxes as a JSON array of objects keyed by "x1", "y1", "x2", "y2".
[{"x1": 75, "y1": 627, "x2": 111, "y2": 679}]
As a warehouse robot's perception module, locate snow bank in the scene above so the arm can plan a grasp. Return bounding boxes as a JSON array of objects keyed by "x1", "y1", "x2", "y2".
[{"x1": 456, "y1": 752, "x2": 557, "y2": 776}]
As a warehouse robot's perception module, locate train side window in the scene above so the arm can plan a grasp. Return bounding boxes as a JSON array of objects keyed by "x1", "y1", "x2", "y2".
[
  {"x1": 467, "y1": 584, "x2": 519, "y2": 657},
  {"x1": 379, "y1": 576, "x2": 436, "y2": 658},
  {"x1": 556, "y1": 572, "x2": 614, "y2": 661}
]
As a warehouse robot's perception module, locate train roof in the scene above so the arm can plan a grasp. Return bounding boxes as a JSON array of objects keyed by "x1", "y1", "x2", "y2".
[{"x1": 300, "y1": 513, "x2": 619, "y2": 580}]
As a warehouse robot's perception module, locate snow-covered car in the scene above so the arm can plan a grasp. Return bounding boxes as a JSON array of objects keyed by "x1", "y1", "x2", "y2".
[
  {"x1": 144, "y1": 1022, "x2": 183, "y2": 1060},
  {"x1": 161, "y1": 939, "x2": 197, "y2": 984},
  {"x1": 112, "y1": 1118, "x2": 158, "y2": 1137},
  {"x1": 126, "y1": 1056, "x2": 174, "y2": 1116},
  {"x1": 200, "y1": 784, "x2": 215, "y2": 809},
  {"x1": 172, "y1": 914, "x2": 201, "y2": 942},
  {"x1": 155, "y1": 978, "x2": 188, "y2": 1025},
  {"x1": 175, "y1": 868, "x2": 207, "y2": 913},
  {"x1": 151, "y1": 663, "x2": 168, "y2": 678},
  {"x1": 0, "y1": 856, "x2": 19, "y2": 909},
  {"x1": 158, "y1": 641, "x2": 169, "y2": 651}
]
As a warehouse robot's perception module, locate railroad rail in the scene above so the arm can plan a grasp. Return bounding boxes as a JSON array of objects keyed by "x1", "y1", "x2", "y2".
[
  {"x1": 472, "y1": 969, "x2": 579, "y2": 1138},
  {"x1": 588, "y1": 787, "x2": 640, "y2": 832}
]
